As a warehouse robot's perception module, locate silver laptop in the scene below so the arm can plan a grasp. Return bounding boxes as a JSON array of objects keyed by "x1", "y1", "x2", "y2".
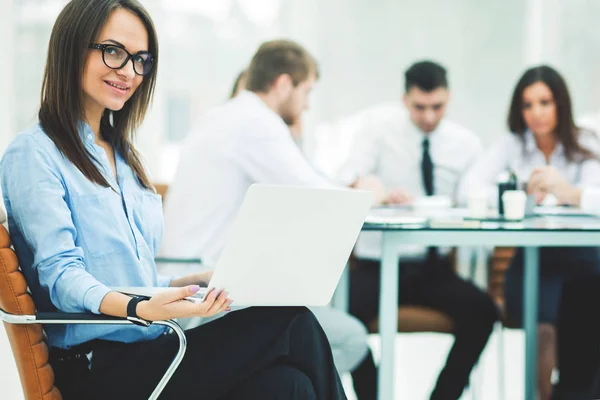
[{"x1": 117, "y1": 184, "x2": 374, "y2": 306}]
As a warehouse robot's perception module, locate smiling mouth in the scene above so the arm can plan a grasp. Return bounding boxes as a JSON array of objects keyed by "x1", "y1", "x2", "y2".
[{"x1": 104, "y1": 81, "x2": 129, "y2": 92}]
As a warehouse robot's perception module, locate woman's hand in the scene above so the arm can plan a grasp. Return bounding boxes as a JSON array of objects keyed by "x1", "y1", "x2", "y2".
[
  {"x1": 528, "y1": 166, "x2": 582, "y2": 206},
  {"x1": 137, "y1": 285, "x2": 232, "y2": 321}
]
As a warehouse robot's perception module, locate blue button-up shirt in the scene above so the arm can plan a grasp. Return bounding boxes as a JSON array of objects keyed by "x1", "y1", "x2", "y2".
[{"x1": 1, "y1": 123, "x2": 171, "y2": 349}]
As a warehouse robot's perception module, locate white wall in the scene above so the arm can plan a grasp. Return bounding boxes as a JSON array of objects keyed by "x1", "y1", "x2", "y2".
[
  {"x1": 7, "y1": 0, "x2": 600, "y2": 180},
  {"x1": 0, "y1": 0, "x2": 14, "y2": 155}
]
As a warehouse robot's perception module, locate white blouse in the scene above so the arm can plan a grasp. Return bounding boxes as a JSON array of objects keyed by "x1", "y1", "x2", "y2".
[{"x1": 458, "y1": 130, "x2": 600, "y2": 208}]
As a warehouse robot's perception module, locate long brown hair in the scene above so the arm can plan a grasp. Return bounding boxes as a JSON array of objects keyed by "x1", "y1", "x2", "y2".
[
  {"x1": 39, "y1": 0, "x2": 158, "y2": 189},
  {"x1": 507, "y1": 65, "x2": 593, "y2": 162}
]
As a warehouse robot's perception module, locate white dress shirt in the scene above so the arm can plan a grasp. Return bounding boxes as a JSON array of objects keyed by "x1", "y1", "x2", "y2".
[
  {"x1": 458, "y1": 130, "x2": 600, "y2": 209},
  {"x1": 573, "y1": 116, "x2": 600, "y2": 213},
  {"x1": 577, "y1": 113, "x2": 600, "y2": 141},
  {"x1": 336, "y1": 106, "x2": 482, "y2": 260},
  {"x1": 159, "y1": 91, "x2": 333, "y2": 272}
]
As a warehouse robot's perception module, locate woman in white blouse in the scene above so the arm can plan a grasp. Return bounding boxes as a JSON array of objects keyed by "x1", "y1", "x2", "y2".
[{"x1": 459, "y1": 65, "x2": 600, "y2": 400}]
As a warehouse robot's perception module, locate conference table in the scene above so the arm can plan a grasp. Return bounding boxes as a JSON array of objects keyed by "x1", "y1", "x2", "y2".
[{"x1": 350, "y1": 207, "x2": 600, "y2": 400}]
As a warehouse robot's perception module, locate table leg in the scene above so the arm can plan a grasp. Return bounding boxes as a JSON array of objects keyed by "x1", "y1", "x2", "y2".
[
  {"x1": 378, "y1": 232, "x2": 399, "y2": 400},
  {"x1": 524, "y1": 246, "x2": 539, "y2": 400}
]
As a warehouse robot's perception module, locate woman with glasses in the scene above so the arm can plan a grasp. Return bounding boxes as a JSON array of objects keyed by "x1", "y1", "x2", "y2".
[{"x1": 0, "y1": 1, "x2": 346, "y2": 399}]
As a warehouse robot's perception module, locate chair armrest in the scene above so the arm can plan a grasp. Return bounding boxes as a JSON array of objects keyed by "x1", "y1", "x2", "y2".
[
  {"x1": 1, "y1": 308, "x2": 184, "y2": 338},
  {"x1": 1, "y1": 306, "x2": 187, "y2": 400},
  {"x1": 1, "y1": 308, "x2": 141, "y2": 326},
  {"x1": 35, "y1": 312, "x2": 127, "y2": 322}
]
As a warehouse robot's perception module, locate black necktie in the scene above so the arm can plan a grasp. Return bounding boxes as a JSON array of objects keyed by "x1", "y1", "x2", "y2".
[
  {"x1": 421, "y1": 137, "x2": 439, "y2": 264},
  {"x1": 421, "y1": 137, "x2": 434, "y2": 196}
]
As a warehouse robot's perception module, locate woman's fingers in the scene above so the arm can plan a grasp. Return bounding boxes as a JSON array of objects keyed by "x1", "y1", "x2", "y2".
[
  {"x1": 199, "y1": 288, "x2": 218, "y2": 309},
  {"x1": 155, "y1": 285, "x2": 201, "y2": 305},
  {"x1": 206, "y1": 290, "x2": 229, "y2": 314},
  {"x1": 140, "y1": 287, "x2": 234, "y2": 320},
  {"x1": 218, "y1": 292, "x2": 231, "y2": 312},
  {"x1": 171, "y1": 288, "x2": 232, "y2": 317}
]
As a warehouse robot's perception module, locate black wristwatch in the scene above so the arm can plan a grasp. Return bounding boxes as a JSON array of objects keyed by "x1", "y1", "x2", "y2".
[{"x1": 126, "y1": 296, "x2": 151, "y2": 327}]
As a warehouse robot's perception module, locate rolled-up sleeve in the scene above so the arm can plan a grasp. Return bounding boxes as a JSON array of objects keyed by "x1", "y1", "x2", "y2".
[
  {"x1": 457, "y1": 134, "x2": 514, "y2": 206},
  {"x1": 157, "y1": 275, "x2": 172, "y2": 287},
  {"x1": 575, "y1": 132, "x2": 600, "y2": 214},
  {"x1": 237, "y1": 120, "x2": 335, "y2": 189},
  {"x1": 580, "y1": 187, "x2": 600, "y2": 214},
  {"x1": 335, "y1": 125, "x2": 381, "y2": 186},
  {"x1": 578, "y1": 132, "x2": 600, "y2": 188},
  {"x1": 2, "y1": 135, "x2": 111, "y2": 314}
]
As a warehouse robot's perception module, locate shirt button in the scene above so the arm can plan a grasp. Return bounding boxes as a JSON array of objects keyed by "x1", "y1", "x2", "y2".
[{"x1": 87, "y1": 134, "x2": 93, "y2": 140}]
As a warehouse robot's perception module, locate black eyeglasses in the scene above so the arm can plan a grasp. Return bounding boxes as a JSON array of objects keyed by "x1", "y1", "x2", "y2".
[{"x1": 89, "y1": 43, "x2": 154, "y2": 76}]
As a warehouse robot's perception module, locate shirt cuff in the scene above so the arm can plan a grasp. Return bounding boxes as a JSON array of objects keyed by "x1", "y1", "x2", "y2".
[
  {"x1": 335, "y1": 169, "x2": 359, "y2": 187},
  {"x1": 580, "y1": 187, "x2": 600, "y2": 215},
  {"x1": 157, "y1": 274, "x2": 173, "y2": 288},
  {"x1": 82, "y1": 284, "x2": 113, "y2": 314}
]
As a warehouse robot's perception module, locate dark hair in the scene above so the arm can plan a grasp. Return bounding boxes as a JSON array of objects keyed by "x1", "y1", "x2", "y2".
[
  {"x1": 404, "y1": 61, "x2": 448, "y2": 93},
  {"x1": 39, "y1": 0, "x2": 158, "y2": 189},
  {"x1": 246, "y1": 39, "x2": 319, "y2": 93},
  {"x1": 230, "y1": 69, "x2": 247, "y2": 99},
  {"x1": 507, "y1": 65, "x2": 593, "y2": 162}
]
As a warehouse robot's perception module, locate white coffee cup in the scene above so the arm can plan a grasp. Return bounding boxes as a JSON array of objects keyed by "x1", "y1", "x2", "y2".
[
  {"x1": 467, "y1": 190, "x2": 488, "y2": 219},
  {"x1": 502, "y1": 190, "x2": 527, "y2": 220}
]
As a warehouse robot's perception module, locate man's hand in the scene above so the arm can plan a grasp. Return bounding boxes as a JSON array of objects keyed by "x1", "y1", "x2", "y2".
[
  {"x1": 352, "y1": 175, "x2": 414, "y2": 205},
  {"x1": 353, "y1": 175, "x2": 389, "y2": 204},
  {"x1": 384, "y1": 189, "x2": 414, "y2": 205},
  {"x1": 528, "y1": 166, "x2": 581, "y2": 206}
]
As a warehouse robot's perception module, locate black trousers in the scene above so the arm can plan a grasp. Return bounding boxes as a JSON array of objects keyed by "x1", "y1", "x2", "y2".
[
  {"x1": 50, "y1": 307, "x2": 347, "y2": 400},
  {"x1": 505, "y1": 247, "x2": 600, "y2": 326},
  {"x1": 552, "y1": 276, "x2": 600, "y2": 400},
  {"x1": 350, "y1": 257, "x2": 499, "y2": 400}
]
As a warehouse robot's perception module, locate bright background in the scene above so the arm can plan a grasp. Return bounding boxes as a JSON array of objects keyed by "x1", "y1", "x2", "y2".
[
  {"x1": 2, "y1": 1, "x2": 600, "y2": 398},
  {"x1": 3, "y1": 0, "x2": 600, "y2": 181}
]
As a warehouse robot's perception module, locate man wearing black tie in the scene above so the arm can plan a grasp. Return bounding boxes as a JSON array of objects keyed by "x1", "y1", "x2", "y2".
[{"x1": 337, "y1": 61, "x2": 499, "y2": 400}]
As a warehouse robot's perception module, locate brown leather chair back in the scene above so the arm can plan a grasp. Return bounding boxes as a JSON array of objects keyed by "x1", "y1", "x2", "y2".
[
  {"x1": 0, "y1": 225, "x2": 61, "y2": 399},
  {"x1": 368, "y1": 305, "x2": 454, "y2": 334},
  {"x1": 154, "y1": 183, "x2": 169, "y2": 201}
]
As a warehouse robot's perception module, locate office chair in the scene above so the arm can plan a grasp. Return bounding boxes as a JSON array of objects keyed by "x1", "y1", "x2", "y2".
[{"x1": 0, "y1": 224, "x2": 187, "y2": 400}]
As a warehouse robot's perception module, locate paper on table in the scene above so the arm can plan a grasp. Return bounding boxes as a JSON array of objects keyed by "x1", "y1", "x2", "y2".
[
  {"x1": 364, "y1": 215, "x2": 428, "y2": 225},
  {"x1": 429, "y1": 218, "x2": 481, "y2": 229},
  {"x1": 534, "y1": 206, "x2": 594, "y2": 216}
]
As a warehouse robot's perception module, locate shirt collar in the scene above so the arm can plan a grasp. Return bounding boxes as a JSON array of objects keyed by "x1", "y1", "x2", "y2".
[
  {"x1": 237, "y1": 90, "x2": 268, "y2": 109},
  {"x1": 406, "y1": 118, "x2": 444, "y2": 143},
  {"x1": 237, "y1": 90, "x2": 288, "y2": 126},
  {"x1": 77, "y1": 121, "x2": 97, "y2": 146},
  {"x1": 78, "y1": 120, "x2": 127, "y2": 152},
  {"x1": 523, "y1": 130, "x2": 564, "y2": 158}
]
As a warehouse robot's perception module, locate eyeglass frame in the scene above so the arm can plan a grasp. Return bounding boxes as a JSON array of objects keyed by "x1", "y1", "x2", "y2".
[{"x1": 89, "y1": 43, "x2": 154, "y2": 76}]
